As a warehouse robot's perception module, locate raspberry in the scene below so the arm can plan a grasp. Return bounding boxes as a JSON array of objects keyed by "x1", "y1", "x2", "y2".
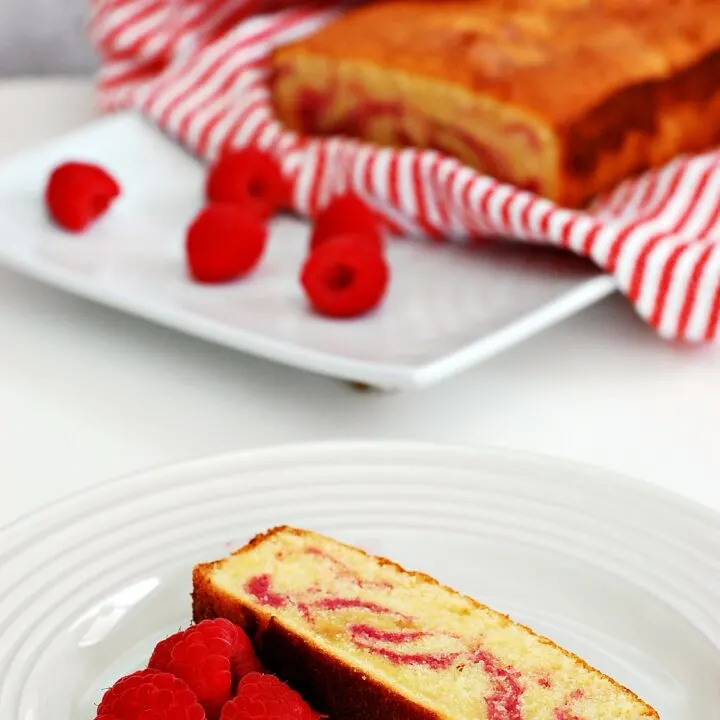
[
  {"x1": 206, "y1": 148, "x2": 287, "y2": 221},
  {"x1": 45, "y1": 161, "x2": 121, "y2": 232},
  {"x1": 301, "y1": 234, "x2": 390, "y2": 318},
  {"x1": 148, "y1": 630, "x2": 184, "y2": 672},
  {"x1": 186, "y1": 204, "x2": 267, "y2": 284},
  {"x1": 221, "y1": 672, "x2": 323, "y2": 720},
  {"x1": 150, "y1": 620, "x2": 262, "y2": 681},
  {"x1": 149, "y1": 620, "x2": 263, "y2": 719},
  {"x1": 211, "y1": 618, "x2": 264, "y2": 679},
  {"x1": 165, "y1": 627, "x2": 232, "y2": 719},
  {"x1": 309, "y1": 193, "x2": 383, "y2": 253},
  {"x1": 95, "y1": 668, "x2": 204, "y2": 720}
]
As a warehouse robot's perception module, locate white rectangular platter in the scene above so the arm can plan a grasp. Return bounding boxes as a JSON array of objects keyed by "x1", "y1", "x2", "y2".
[{"x1": 0, "y1": 112, "x2": 616, "y2": 389}]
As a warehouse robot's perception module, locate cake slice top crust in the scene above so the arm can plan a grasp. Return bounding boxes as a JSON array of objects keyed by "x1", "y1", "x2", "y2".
[
  {"x1": 274, "y1": 0, "x2": 720, "y2": 127},
  {"x1": 199, "y1": 526, "x2": 658, "y2": 720}
]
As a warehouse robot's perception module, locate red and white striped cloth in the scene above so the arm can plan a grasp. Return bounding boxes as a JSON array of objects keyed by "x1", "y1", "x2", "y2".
[{"x1": 89, "y1": 0, "x2": 720, "y2": 341}]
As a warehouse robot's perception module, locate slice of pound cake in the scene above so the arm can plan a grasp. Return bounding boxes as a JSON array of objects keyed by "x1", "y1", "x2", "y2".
[{"x1": 193, "y1": 526, "x2": 658, "y2": 720}]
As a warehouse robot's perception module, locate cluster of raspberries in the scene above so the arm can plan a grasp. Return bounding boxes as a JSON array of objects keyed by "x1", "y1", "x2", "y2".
[
  {"x1": 44, "y1": 149, "x2": 390, "y2": 318},
  {"x1": 94, "y1": 618, "x2": 324, "y2": 720}
]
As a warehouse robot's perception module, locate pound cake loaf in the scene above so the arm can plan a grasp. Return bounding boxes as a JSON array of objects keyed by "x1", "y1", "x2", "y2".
[
  {"x1": 270, "y1": 0, "x2": 720, "y2": 207},
  {"x1": 193, "y1": 526, "x2": 658, "y2": 720}
]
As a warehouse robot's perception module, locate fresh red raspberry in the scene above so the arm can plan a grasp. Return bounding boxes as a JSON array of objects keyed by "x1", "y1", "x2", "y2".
[
  {"x1": 221, "y1": 672, "x2": 323, "y2": 720},
  {"x1": 148, "y1": 629, "x2": 184, "y2": 672},
  {"x1": 165, "y1": 626, "x2": 233, "y2": 719},
  {"x1": 301, "y1": 234, "x2": 390, "y2": 318},
  {"x1": 150, "y1": 620, "x2": 263, "y2": 683},
  {"x1": 210, "y1": 618, "x2": 264, "y2": 679},
  {"x1": 206, "y1": 148, "x2": 288, "y2": 220},
  {"x1": 45, "y1": 161, "x2": 121, "y2": 232},
  {"x1": 186, "y1": 204, "x2": 267, "y2": 284},
  {"x1": 147, "y1": 620, "x2": 262, "y2": 719},
  {"x1": 193, "y1": 620, "x2": 262, "y2": 678},
  {"x1": 95, "y1": 668, "x2": 204, "y2": 720},
  {"x1": 309, "y1": 192, "x2": 383, "y2": 253}
]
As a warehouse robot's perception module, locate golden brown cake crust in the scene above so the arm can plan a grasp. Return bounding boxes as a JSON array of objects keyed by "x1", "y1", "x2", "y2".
[
  {"x1": 276, "y1": 0, "x2": 720, "y2": 127},
  {"x1": 270, "y1": 0, "x2": 720, "y2": 207},
  {"x1": 192, "y1": 526, "x2": 658, "y2": 720}
]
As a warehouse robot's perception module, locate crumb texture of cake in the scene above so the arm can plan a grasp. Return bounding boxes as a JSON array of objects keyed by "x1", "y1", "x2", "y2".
[
  {"x1": 270, "y1": 0, "x2": 720, "y2": 207},
  {"x1": 193, "y1": 526, "x2": 658, "y2": 720}
]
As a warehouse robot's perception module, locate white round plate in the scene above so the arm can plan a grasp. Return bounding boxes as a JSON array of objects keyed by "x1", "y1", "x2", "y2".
[{"x1": 0, "y1": 442, "x2": 718, "y2": 719}]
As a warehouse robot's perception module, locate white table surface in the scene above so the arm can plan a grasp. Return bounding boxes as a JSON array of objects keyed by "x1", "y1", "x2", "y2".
[{"x1": 1, "y1": 77, "x2": 719, "y2": 529}]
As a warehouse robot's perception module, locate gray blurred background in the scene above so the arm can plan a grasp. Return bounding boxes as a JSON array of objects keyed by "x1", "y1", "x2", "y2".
[{"x1": 0, "y1": 0, "x2": 97, "y2": 75}]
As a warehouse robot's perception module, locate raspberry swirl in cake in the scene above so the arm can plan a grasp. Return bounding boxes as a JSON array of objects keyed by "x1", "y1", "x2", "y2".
[
  {"x1": 193, "y1": 527, "x2": 658, "y2": 720},
  {"x1": 241, "y1": 547, "x2": 566, "y2": 720}
]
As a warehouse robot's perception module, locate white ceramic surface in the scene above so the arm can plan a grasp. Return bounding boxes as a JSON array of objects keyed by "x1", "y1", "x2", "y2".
[
  {"x1": 0, "y1": 111, "x2": 615, "y2": 389},
  {"x1": 0, "y1": 442, "x2": 718, "y2": 719}
]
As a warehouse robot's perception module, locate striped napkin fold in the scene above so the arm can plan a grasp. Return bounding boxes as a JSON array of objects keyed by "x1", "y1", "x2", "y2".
[{"x1": 90, "y1": 0, "x2": 720, "y2": 341}]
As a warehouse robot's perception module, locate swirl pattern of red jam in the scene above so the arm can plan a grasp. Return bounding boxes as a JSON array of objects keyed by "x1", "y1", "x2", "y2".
[
  {"x1": 304, "y1": 547, "x2": 393, "y2": 590},
  {"x1": 470, "y1": 648, "x2": 525, "y2": 720},
  {"x1": 349, "y1": 624, "x2": 428, "y2": 644},
  {"x1": 312, "y1": 597, "x2": 405, "y2": 615},
  {"x1": 352, "y1": 641, "x2": 461, "y2": 670},
  {"x1": 245, "y1": 574, "x2": 288, "y2": 608},
  {"x1": 242, "y1": 552, "x2": 585, "y2": 719}
]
